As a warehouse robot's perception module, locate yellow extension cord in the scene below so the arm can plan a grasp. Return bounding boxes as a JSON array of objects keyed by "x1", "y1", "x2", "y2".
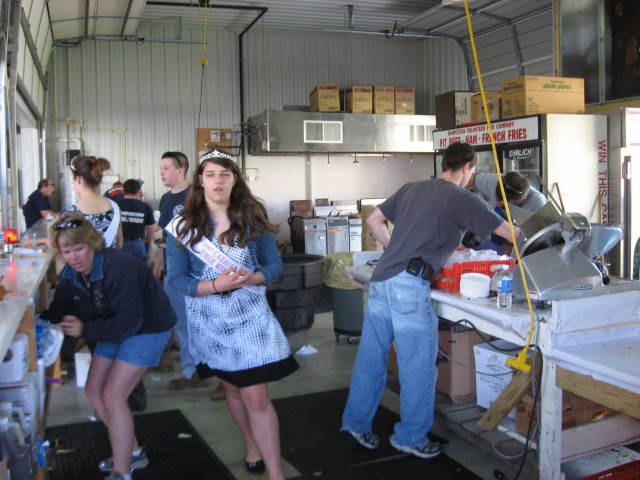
[{"x1": 463, "y1": 0, "x2": 533, "y2": 372}]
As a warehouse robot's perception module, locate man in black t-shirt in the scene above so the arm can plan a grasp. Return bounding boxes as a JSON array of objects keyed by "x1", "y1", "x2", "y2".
[
  {"x1": 117, "y1": 179, "x2": 155, "y2": 260},
  {"x1": 23, "y1": 179, "x2": 57, "y2": 228}
]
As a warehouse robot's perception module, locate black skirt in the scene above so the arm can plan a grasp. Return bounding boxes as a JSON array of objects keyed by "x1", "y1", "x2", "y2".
[{"x1": 196, "y1": 354, "x2": 299, "y2": 388}]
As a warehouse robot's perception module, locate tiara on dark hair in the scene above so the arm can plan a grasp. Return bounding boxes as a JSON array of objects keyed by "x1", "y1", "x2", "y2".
[{"x1": 199, "y1": 149, "x2": 234, "y2": 163}]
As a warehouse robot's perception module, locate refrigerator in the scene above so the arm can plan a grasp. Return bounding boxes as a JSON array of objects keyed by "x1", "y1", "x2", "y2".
[
  {"x1": 605, "y1": 108, "x2": 640, "y2": 278},
  {"x1": 432, "y1": 114, "x2": 608, "y2": 224}
]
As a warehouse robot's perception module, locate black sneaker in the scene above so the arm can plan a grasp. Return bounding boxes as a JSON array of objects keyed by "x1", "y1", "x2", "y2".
[
  {"x1": 390, "y1": 438, "x2": 442, "y2": 459},
  {"x1": 348, "y1": 431, "x2": 380, "y2": 449}
]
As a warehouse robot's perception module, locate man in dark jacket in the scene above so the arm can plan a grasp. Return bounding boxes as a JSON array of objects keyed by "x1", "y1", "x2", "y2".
[{"x1": 23, "y1": 179, "x2": 57, "y2": 228}]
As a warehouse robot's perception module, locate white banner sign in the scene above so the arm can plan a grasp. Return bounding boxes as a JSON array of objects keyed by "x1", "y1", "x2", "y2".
[{"x1": 432, "y1": 116, "x2": 540, "y2": 150}]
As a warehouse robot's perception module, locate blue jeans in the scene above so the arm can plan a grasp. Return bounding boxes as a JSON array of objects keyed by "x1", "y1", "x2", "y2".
[
  {"x1": 164, "y1": 280, "x2": 195, "y2": 378},
  {"x1": 121, "y1": 239, "x2": 146, "y2": 260},
  {"x1": 342, "y1": 271, "x2": 439, "y2": 447}
]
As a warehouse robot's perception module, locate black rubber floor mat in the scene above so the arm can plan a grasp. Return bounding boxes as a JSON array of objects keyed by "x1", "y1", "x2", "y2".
[
  {"x1": 45, "y1": 409, "x2": 235, "y2": 480},
  {"x1": 288, "y1": 454, "x2": 481, "y2": 480},
  {"x1": 273, "y1": 388, "x2": 457, "y2": 478}
]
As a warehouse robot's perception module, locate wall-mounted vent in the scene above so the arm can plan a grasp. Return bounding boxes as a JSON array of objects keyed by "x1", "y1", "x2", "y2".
[
  {"x1": 304, "y1": 120, "x2": 343, "y2": 143},
  {"x1": 248, "y1": 110, "x2": 436, "y2": 154},
  {"x1": 410, "y1": 124, "x2": 436, "y2": 143}
]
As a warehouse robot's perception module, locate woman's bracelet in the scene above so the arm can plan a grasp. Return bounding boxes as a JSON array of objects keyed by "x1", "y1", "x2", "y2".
[{"x1": 212, "y1": 279, "x2": 218, "y2": 293}]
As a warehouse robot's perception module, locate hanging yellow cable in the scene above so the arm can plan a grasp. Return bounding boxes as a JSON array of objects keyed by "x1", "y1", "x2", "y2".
[
  {"x1": 197, "y1": 1, "x2": 212, "y2": 65},
  {"x1": 463, "y1": 0, "x2": 534, "y2": 373}
]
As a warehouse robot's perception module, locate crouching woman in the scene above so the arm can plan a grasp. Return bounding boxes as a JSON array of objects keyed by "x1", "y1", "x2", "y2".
[{"x1": 40, "y1": 213, "x2": 176, "y2": 480}]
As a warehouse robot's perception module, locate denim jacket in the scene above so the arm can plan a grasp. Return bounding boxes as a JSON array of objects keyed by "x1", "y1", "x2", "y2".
[
  {"x1": 166, "y1": 225, "x2": 283, "y2": 298},
  {"x1": 40, "y1": 249, "x2": 176, "y2": 343}
]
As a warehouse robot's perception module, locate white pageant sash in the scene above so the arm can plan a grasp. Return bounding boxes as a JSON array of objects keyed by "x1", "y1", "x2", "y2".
[{"x1": 165, "y1": 217, "x2": 266, "y2": 295}]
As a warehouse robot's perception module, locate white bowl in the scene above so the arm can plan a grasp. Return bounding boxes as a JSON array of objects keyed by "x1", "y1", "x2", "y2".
[{"x1": 459, "y1": 273, "x2": 491, "y2": 298}]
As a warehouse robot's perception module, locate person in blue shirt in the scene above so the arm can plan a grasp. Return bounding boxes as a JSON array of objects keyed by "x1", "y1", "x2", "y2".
[
  {"x1": 23, "y1": 179, "x2": 57, "y2": 228},
  {"x1": 166, "y1": 149, "x2": 298, "y2": 479}
]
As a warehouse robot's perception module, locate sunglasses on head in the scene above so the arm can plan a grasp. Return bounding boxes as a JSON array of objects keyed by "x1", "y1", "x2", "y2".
[{"x1": 53, "y1": 219, "x2": 84, "y2": 231}]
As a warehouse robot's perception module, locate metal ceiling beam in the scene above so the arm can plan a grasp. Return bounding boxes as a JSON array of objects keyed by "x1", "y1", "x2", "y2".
[
  {"x1": 84, "y1": 0, "x2": 90, "y2": 38},
  {"x1": 19, "y1": 8, "x2": 46, "y2": 87},
  {"x1": 120, "y1": 0, "x2": 137, "y2": 37}
]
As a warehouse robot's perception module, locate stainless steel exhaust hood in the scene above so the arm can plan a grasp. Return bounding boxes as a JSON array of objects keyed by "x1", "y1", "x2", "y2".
[{"x1": 248, "y1": 110, "x2": 436, "y2": 154}]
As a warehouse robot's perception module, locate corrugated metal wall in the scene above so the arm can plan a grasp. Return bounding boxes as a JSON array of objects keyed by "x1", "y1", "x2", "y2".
[{"x1": 48, "y1": 25, "x2": 464, "y2": 227}]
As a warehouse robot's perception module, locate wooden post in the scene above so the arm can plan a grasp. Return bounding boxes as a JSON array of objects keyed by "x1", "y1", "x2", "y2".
[{"x1": 477, "y1": 351, "x2": 542, "y2": 431}]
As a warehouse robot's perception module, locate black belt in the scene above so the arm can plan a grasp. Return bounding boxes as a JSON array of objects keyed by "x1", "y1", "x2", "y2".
[
  {"x1": 212, "y1": 288, "x2": 241, "y2": 297},
  {"x1": 124, "y1": 237, "x2": 144, "y2": 241},
  {"x1": 406, "y1": 258, "x2": 435, "y2": 281}
]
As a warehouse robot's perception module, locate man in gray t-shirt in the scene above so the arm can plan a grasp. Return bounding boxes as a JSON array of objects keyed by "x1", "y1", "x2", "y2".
[{"x1": 341, "y1": 142, "x2": 519, "y2": 459}]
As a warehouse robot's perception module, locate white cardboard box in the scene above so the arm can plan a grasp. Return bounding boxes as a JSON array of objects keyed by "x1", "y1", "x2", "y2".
[
  {"x1": 75, "y1": 345, "x2": 92, "y2": 387},
  {"x1": 474, "y1": 340, "x2": 519, "y2": 420}
]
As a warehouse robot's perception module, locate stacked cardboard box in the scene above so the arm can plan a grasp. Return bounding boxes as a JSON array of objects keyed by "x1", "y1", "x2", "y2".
[
  {"x1": 310, "y1": 84, "x2": 340, "y2": 112},
  {"x1": 501, "y1": 75, "x2": 585, "y2": 118},
  {"x1": 435, "y1": 91, "x2": 476, "y2": 127},
  {"x1": 373, "y1": 86, "x2": 395, "y2": 114},
  {"x1": 394, "y1": 87, "x2": 415, "y2": 115},
  {"x1": 436, "y1": 320, "x2": 486, "y2": 403},
  {"x1": 343, "y1": 86, "x2": 373, "y2": 113},
  {"x1": 471, "y1": 92, "x2": 502, "y2": 123}
]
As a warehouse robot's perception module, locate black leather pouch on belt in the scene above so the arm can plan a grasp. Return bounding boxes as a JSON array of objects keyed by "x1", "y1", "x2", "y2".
[{"x1": 406, "y1": 257, "x2": 434, "y2": 281}]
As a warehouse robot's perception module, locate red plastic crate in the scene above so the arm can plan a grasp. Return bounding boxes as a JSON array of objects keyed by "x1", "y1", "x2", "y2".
[
  {"x1": 578, "y1": 460, "x2": 640, "y2": 480},
  {"x1": 434, "y1": 259, "x2": 515, "y2": 292}
]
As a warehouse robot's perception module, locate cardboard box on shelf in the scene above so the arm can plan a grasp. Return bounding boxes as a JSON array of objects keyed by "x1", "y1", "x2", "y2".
[
  {"x1": 343, "y1": 86, "x2": 373, "y2": 114},
  {"x1": 474, "y1": 340, "x2": 519, "y2": 419},
  {"x1": 310, "y1": 84, "x2": 340, "y2": 112},
  {"x1": 435, "y1": 91, "x2": 476, "y2": 128},
  {"x1": 395, "y1": 87, "x2": 415, "y2": 115},
  {"x1": 373, "y1": 86, "x2": 395, "y2": 114},
  {"x1": 196, "y1": 128, "x2": 232, "y2": 156},
  {"x1": 437, "y1": 320, "x2": 486, "y2": 403},
  {"x1": 471, "y1": 92, "x2": 502, "y2": 123},
  {"x1": 501, "y1": 75, "x2": 585, "y2": 119},
  {"x1": 515, "y1": 391, "x2": 618, "y2": 434}
]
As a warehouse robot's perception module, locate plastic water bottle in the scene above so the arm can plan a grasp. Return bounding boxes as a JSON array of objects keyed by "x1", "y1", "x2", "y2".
[{"x1": 495, "y1": 267, "x2": 513, "y2": 309}]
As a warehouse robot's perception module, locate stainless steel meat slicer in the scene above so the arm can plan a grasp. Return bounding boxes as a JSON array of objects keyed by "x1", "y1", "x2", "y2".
[{"x1": 511, "y1": 210, "x2": 623, "y2": 301}]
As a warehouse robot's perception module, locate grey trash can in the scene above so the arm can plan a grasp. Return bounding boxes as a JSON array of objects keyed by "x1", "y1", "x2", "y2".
[{"x1": 267, "y1": 254, "x2": 325, "y2": 332}]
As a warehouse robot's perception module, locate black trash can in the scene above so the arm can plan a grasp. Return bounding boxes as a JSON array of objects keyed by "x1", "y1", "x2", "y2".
[{"x1": 267, "y1": 254, "x2": 325, "y2": 332}]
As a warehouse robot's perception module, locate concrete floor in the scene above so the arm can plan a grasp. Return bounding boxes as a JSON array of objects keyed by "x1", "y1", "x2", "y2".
[{"x1": 45, "y1": 312, "x2": 541, "y2": 480}]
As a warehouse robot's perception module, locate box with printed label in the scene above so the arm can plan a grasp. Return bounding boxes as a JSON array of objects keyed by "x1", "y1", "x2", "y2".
[
  {"x1": 310, "y1": 84, "x2": 340, "y2": 112},
  {"x1": 436, "y1": 320, "x2": 486, "y2": 403},
  {"x1": 373, "y1": 86, "x2": 395, "y2": 114},
  {"x1": 474, "y1": 340, "x2": 519, "y2": 419},
  {"x1": 501, "y1": 75, "x2": 584, "y2": 119},
  {"x1": 394, "y1": 87, "x2": 415, "y2": 115},
  {"x1": 471, "y1": 92, "x2": 502, "y2": 123},
  {"x1": 435, "y1": 91, "x2": 476, "y2": 127},
  {"x1": 343, "y1": 86, "x2": 373, "y2": 114}
]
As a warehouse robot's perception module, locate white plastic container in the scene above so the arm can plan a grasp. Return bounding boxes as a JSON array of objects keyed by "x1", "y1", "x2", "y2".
[
  {"x1": 0, "y1": 334, "x2": 29, "y2": 383},
  {"x1": 459, "y1": 273, "x2": 491, "y2": 298}
]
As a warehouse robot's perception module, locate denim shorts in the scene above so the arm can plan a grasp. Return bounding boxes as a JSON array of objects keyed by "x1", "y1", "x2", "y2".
[{"x1": 94, "y1": 329, "x2": 171, "y2": 367}]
